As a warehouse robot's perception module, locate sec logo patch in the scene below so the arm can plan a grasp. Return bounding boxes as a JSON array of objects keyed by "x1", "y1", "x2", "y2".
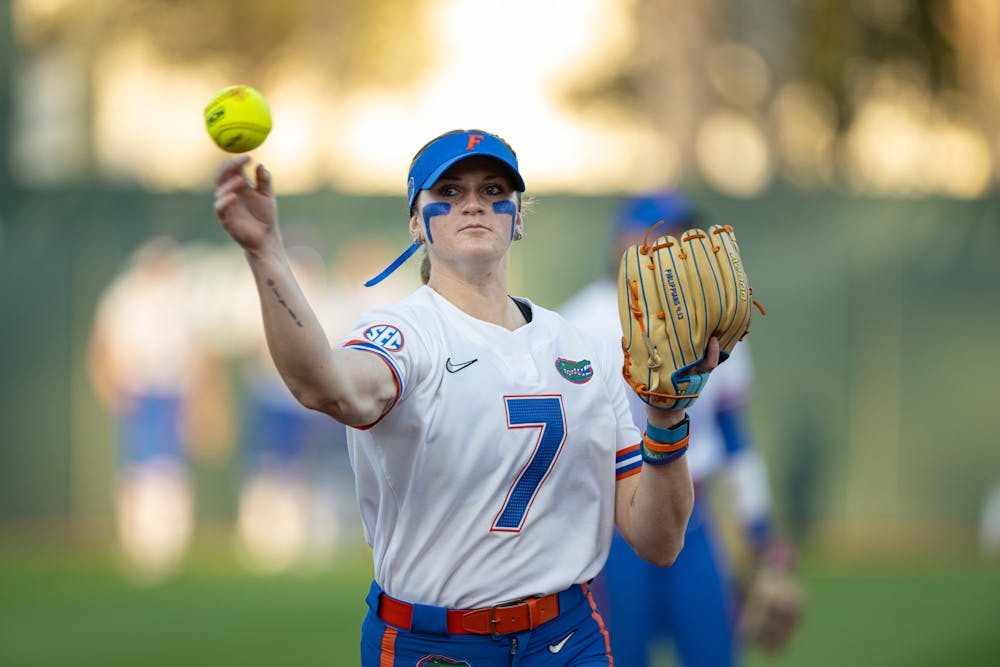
[{"x1": 363, "y1": 324, "x2": 405, "y2": 351}]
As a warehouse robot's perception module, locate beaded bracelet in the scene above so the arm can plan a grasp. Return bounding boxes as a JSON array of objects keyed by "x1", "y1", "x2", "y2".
[{"x1": 642, "y1": 415, "x2": 690, "y2": 466}]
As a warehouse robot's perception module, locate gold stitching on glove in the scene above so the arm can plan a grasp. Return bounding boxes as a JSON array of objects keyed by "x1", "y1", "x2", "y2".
[{"x1": 628, "y1": 280, "x2": 647, "y2": 335}]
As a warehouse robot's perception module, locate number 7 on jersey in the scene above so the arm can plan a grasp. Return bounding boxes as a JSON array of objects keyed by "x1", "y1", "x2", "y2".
[{"x1": 492, "y1": 395, "x2": 567, "y2": 532}]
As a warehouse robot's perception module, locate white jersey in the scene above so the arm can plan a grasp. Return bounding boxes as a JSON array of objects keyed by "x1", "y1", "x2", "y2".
[
  {"x1": 339, "y1": 285, "x2": 641, "y2": 609},
  {"x1": 559, "y1": 279, "x2": 754, "y2": 481}
]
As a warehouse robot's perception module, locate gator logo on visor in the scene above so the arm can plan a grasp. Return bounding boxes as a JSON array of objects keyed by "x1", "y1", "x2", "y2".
[
  {"x1": 418, "y1": 657, "x2": 471, "y2": 667},
  {"x1": 363, "y1": 324, "x2": 404, "y2": 351},
  {"x1": 555, "y1": 357, "x2": 594, "y2": 384}
]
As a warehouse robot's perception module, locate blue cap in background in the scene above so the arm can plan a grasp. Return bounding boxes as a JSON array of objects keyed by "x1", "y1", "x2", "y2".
[
  {"x1": 407, "y1": 131, "x2": 525, "y2": 211},
  {"x1": 613, "y1": 191, "x2": 698, "y2": 240}
]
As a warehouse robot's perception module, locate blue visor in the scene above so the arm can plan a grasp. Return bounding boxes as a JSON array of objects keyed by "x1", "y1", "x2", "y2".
[{"x1": 407, "y1": 131, "x2": 525, "y2": 210}]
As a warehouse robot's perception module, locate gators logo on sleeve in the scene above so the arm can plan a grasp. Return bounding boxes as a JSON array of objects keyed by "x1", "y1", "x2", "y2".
[
  {"x1": 363, "y1": 324, "x2": 405, "y2": 351},
  {"x1": 555, "y1": 357, "x2": 594, "y2": 384}
]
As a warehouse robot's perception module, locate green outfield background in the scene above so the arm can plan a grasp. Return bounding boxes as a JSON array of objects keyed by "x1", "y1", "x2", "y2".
[
  {"x1": 2, "y1": 545, "x2": 1000, "y2": 667},
  {"x1": 2, "y1": 187, "x2": 1000, "y2": 665}
]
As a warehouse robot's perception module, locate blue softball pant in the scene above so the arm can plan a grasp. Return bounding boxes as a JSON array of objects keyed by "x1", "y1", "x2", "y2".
[
  {"x1": 590, "y1": 499, "x2": 740, "y2": 667},
  {"x1": 118, "y1": 394, "x2": 185, "y2": 466}
]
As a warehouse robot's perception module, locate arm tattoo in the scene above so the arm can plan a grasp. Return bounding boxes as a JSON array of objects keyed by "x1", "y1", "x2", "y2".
[{"x1": 266, "y1": 278, "x2": 304, "y2": 327}]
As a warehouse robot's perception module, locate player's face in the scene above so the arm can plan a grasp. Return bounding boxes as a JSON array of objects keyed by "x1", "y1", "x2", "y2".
[{"x1": 410, "y1": 156, "x2": 522, "y2": 267}]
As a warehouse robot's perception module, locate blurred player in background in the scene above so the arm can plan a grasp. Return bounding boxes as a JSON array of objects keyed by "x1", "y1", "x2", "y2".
[
  {"x1": 560, "y1": 192, "x2": 804, "y2": 666},
  {"x1": 212, "y1": 129, "x2": 723, "y2": 666},
  {"x1": 87, "y1": 236, "x2": 230, "y2": 583}
]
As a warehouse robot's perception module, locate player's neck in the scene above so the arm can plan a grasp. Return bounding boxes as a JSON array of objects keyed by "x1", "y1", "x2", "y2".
[{"x1": 428, "y1": 267, "x2": 524, "y2": 331}]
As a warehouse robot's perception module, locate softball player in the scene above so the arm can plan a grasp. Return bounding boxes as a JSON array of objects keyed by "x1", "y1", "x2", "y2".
[
  {"x1": 560, "y1": 192, "x2": 801, "y2": 667},
  {"x1": 88, "y1": 237, "x2": 202, "y2": 581},
  {"x1": 213, "y1": 130, "x2": 720, "y2": 666}
]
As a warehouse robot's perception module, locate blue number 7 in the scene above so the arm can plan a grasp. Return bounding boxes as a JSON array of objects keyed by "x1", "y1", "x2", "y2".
[{"x1": 492, "y1": 395, "x2": 567, "y2": 532}]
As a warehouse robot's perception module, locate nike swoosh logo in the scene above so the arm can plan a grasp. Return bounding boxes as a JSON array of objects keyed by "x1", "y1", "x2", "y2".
[
  {"x1": 445, "y1": 357, "x2": 478, "y2": 373},
  {"x1": 548, "y1": 630, "x2": 575, "y2": 654}
]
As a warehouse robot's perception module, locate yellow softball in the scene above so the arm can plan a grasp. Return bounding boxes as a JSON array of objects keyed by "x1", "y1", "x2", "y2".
[{"x1": 204, "y1": 84, "x2": 272, "y2": 153}]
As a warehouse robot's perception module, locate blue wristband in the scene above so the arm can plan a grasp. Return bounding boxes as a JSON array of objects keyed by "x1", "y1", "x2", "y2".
[
  {"x1": 641, "y1": 445, "x2": 688, "y2": 467},
  {"x1": 645, "y1": 416, "x2": 690, "y2": 444},
  {"x1": 642, "y1": 415, "x2": 690, "y2": 466}
]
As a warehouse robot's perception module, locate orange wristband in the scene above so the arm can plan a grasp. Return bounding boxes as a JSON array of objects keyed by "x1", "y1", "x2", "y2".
[{"x1": 642, "y1": 433, "x2": 690, "y2": 453}]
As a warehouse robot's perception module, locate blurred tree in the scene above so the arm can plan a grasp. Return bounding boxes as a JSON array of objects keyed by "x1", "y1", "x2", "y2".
[
  {"x1": 1, "y1": 0, "x2": 12, "y2": 208},
  {"x1": 945, "y1": 0, "x2": 1000, "y2": 180},
  {"x1": 560, "y1": 0, "x2": 720, "y2": 187},
  {"x1": 799, "y1": 0, "x2": 955, "y2": 127},
  {"x1": 8, "y1": 0, "x2": 435, "y2": 185},
  {"x1": 561, "y1": 0, "x2": 991, "y2": 190},
  {"x1": 100, "y1": 0, "x2": 433, "y2": 91}
]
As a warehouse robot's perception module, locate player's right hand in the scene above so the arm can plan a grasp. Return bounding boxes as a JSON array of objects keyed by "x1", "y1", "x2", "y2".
[{"x1": 213, "y1": 156, "x2": 280, "y2": 254}]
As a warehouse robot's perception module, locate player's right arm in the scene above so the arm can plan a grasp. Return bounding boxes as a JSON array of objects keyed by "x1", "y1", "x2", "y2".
[{"x1": 214, "y1": 157, "x2": 397, "y2": 427}]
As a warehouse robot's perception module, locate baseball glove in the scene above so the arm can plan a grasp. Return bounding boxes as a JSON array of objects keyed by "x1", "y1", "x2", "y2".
[
  {"x1": 618, "y1": 222, "x2": 760, "y2": 409},
  {"x1": 739, "y1": 540, "x2": 805, "y2": 654}
]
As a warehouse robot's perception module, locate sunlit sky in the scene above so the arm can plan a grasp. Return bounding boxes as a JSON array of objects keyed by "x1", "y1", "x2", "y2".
[
  {"x1": 335, "y1": 0, "x2": 664, "y2": 194},
  {"x1": 12, "y1": 0, "x2": 997, "y2": 197}
]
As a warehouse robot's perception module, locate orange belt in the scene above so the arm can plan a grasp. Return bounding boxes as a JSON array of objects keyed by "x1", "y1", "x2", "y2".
[{"x1": 377, "y1": 589, "x2": 567, "y2": 635}]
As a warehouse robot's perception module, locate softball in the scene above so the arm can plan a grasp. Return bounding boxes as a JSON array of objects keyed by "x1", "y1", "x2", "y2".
[{"x1": 204, "y1": 84, "x2": 272, "y2": 153}]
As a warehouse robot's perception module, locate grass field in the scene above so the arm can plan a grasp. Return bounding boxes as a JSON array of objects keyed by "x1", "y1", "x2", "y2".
[{"x1": 2, "y1": 540, "x2": 999, "y2": 667}]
